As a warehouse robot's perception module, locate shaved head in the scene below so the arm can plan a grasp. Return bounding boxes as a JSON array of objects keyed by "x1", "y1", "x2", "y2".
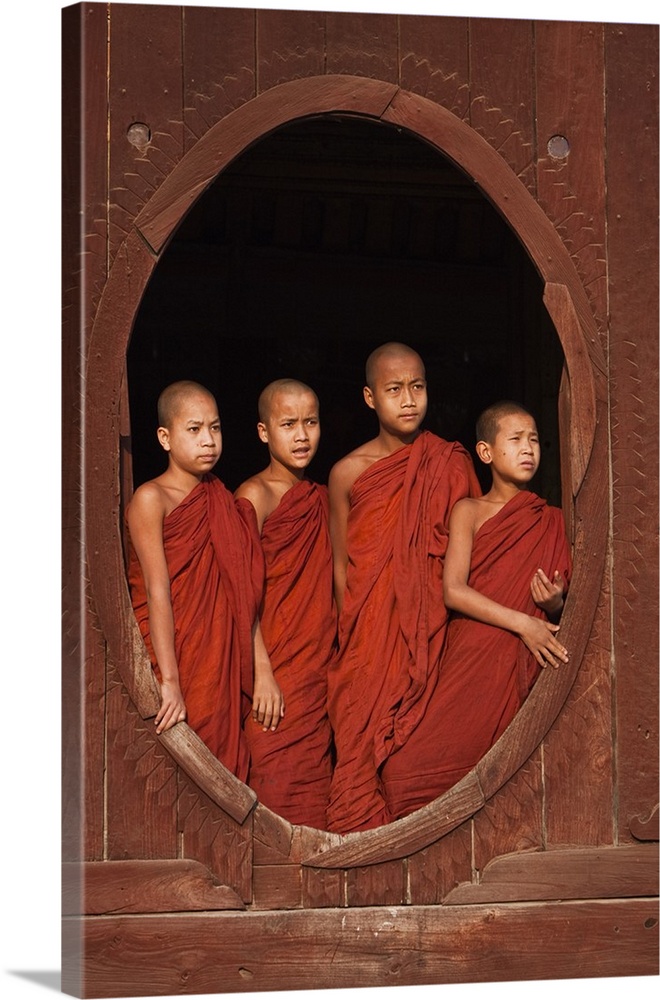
[
  {"x1": 476, "y1": 400, "x2": 535, "y2": 444},
  {"x1": 257, "y1": 378, "x2": 318, "y2": 422},
  {"x1": 157, "y1": 380, "x2": 216, "y2": 428},
  {"x1": 365, "y1": 342, "x2": 425, "y2": 389}
]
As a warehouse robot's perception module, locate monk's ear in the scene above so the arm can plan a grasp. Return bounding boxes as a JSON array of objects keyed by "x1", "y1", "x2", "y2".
[
  {"x1": 257, "y1": 421, "x2": 268, "y2": 444},
  {"x1": 475, "y1": 439, "x2": 492, "y2": 465},
  {"x1": 157, "y1": 426, "x2": 171, "y2": 452},
  {"x1": 363, "y1": 385, "x2": 375, "y2": 410}
]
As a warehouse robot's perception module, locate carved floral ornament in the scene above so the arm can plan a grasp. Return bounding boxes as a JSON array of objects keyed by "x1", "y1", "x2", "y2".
[{"x1": 86, "y1": 76, "x2": 607, "y2": 868}]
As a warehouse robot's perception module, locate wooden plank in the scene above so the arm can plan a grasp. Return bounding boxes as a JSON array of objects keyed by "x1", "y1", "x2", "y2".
[
  {"x1": 63, "y1": 860, "x2": 245, "y2": 915},
  {"x1": 445, "y1": 844, "x2": 659, "y2": 904},
  {"x1": 105, "y1": 662, "x2": 179, "y2": 862},
  {"x1": 108, "y1": 2, "x2": 184, "y2": 261},
  {"x1": 468, "y1": 17, "x2": 535, "y2": 192},
  {"x1": 159, "y1": 724, "x2": 256, "y2": 825},
  {"x1": 302, "y1": 866, "x2": 345, "y2": 909},
  {"x1": 407, "y1": 821, "x2": 472, "y2": 906},
  {"x1": 535, "y1": 20, "x2": 608, "y2": 340},
  {"x1": 252, "y1": 804, "x2": 296, "y2": 864},
  {"x1": 182, "y1": 5, "x2": 256, "y2": 148},
  {"x1": 326, "y1": 11, "x2": 398, "y2": 82},
  {"x1": 472, "y1": 752, "x2": 544, "y2": 879},
  {"x1": 303, "y1": 769, "x2": 485, "y2": 869},
  {"x1": 399, "y1": 14, "x2": 469, "y2": 117},
  {"x1": 62, "y1": 1, "x2": 109, "y2": 869},
  {"x1": 252, "y1": 865, "x2": 303, "y2": 910},
  {"x1": 256, "y1": 7, "x2": 325, "y2": 92},
  {"x1": 346, "y1": 860, "x2": 406, "y2": 907},
  {"x1": 543, "y1": 282, "x2": 597, "y2": 496},
  {"x1": 605, "y1": 22, "x2": 659, "y2": 845},
  {"x1": 544, "y1": 576, "x2": 614, "y2": 847},
  {"x1": 68, "y1": 899, "x2": 659, "y2": 996},
  {"x1": 176, "y1": 772, "x2": 253, "y2": 905}
]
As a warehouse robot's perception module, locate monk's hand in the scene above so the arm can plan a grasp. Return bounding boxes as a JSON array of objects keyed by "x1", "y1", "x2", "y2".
[
  {"x1": 155, "y1": 679, "x2": 187, "y2": 734},
  {"x1": 252, "y1": 674, "x2": 285, "y2": 732},
  {"x1": 530, "y1": 568, "x2": 565, "y2": 617},
  {"x1": 519, "y1": 616, "x2": 569, "y2": 670}
]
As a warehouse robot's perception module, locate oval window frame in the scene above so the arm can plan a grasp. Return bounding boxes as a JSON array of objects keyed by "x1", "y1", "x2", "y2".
[{"x1": 85, "y1": 75, "x2": 608, "y2": 868}]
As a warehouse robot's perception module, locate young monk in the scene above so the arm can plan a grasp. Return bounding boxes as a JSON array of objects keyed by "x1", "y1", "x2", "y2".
[
  {"x1": 381, "y1": 400, "x2": 572, "y2": 818},
  {"x1": 326, "y1": 342, "x2": 481, "y2": 833},
  {"x1": 235, "y1": 379, "x2": 336, "y2": 828},
  {"x1": 126, "y1": 380, "x2": 282, "y2": 782}
]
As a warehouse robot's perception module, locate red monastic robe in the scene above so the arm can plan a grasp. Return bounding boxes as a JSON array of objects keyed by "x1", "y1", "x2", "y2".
[
  {"x1": 381, "y1": 490, "x2": 572, "y2": 819},
  {"x1": 326, "y1": 431, "x2": 480, "y2": 833},
  {"x1": 127, "y1": 475, "x2": 263, "y2": 782},
  {"x1": 245, "y1": 480, "x2": 336, "y2": 829}
]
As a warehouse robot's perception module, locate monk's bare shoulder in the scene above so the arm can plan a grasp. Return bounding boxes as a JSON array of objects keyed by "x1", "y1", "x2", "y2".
[
  {"x1": 451, "y1": 493, "x2": 505, "y2": 535},
  {"x1": 235, "y1": 471, "x2": 285, "y2": 529},
  {"x1": 128, "y1": 479, "x2": 169, "y2": 518},
  {"x1": 329, "y1": 439, "x2": 382, "y2": 497}
]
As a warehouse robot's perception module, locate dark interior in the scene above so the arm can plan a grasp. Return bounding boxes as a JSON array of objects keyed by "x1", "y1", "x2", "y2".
[{"x1": 127, "y1": 116, "x2": 564, "y2": 502}]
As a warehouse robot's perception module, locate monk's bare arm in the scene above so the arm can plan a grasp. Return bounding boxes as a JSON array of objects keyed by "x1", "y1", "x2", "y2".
[
  {"x1": 126, "y1": 484, "x2": 187, "y2": 732},
  {"x1": 234, "y1": 477, "x2": 271, "y2": 533},
  {"x1": 328, "y1": 456, "x2": 358, "y2": 615},
  {"x1": 443, "y1": 500, "x2": 569, "y2": 669},
  {"x1": 250, "y1": 619, "x2": 285, "y2": 732}
]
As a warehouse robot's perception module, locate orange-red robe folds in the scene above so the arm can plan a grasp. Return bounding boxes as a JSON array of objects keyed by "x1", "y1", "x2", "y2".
[
  {"x1": 127, "y1": 475, "x2": 263, "y2": 782},
  {"x1": 244, "y1": 480, "x2": 337, "y2": 829},
  {"x1": 381, "y1": 490, "x2": 572, "y2": 819},
  {"x1": 326, "y1": 430, "x2": 480, "y2": 833}
]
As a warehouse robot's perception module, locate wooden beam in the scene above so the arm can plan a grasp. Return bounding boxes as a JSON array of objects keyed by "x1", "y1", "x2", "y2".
[
  {"x1": 63, "y1": 860, "x2": 245, "y2": 916},
  {"x1": 66, "y1": 899, "x2": 659, "y2": 997},
  {"x1": 444, "y1": 844, "x2": 659, "y2": 904}
]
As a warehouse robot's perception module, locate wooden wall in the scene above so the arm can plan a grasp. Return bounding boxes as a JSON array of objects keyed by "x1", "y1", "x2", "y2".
[{"x1": 62, "y1": 4, "x2": 658, "y2": 997}]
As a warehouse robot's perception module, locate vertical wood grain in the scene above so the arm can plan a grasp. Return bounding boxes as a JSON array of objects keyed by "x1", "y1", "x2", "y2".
[
  {"x1": 108, "y1": 3, "x2": 185, "y2": 261},
  {"x1": 105, "y1": 663, "x2": 179, "y2": 861},
  {"x1": 326, "y1": 11, "x2": 398, "y2": 82},
  {"x1": 406, "y1": 822, "x2": 472, "y2": 905},
  {"x1": 182, "y1": 5, "x2": 256, "y2": 149},
  {"x1": 468, "y1": 17, "x2": 535, "y2": 192},
  {"x1": 257, "y1": 8, "x2": 325, "y2": 92},
  {"x1": 399, "y1": 14, "x2": 469, "y2": 117},
  {"x1": 535, "y1": 22, "x2": 613, "y2": 848},
  {"x1": 535, "y1": 20, "x2": 608, "y2": 340},
  {"x1": 605, "y1": 22, "x2": 659, "y2": 842},
  {"x1": 62, "y1": 2, "x2": 109, "y2": 868},
  {"x1": 472, "y1": 754, "x2": 544, "y2": 873},
  {"x1": 177, "y1": 774, "x2": 254, "y2": 904}
]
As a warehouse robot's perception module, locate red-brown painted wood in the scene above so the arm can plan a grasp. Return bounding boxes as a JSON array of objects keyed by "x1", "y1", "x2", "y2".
[
  {"x1": 182, "y1": 5, "x2": 256, "y2": 149},
  {"x1": 326, "y1": 11, "x2": 398, "y2": 83},
  {"x1": 62, "y1": 10, "x2": 659, "y2": 996},
  {"x1": 399, "y1": 13, "x2": 469, "y2": 117},
  {"x1": 469, "y1": 17, "x2": 536, "y2": 192},
  {"x1": 606, "y1": 21, "x2": 659, "y2": 844},
  {"x1": 108, "y1": 3, "x2": 184, "y2": 262},
  {"x1": 64, "y1": 860, "x2": 246, "y2": 915},
  {"x1": 257, "y1": 7, "x2": 325, "y2": 92},
  {"x1": 66, "y1": 899, "x2": 658, "y2": 997}
]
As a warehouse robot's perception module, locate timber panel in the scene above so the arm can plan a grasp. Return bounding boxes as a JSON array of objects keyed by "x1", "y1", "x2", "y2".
[
  {"x1": 606, "y1": 22, "x2": 660, "y2": 845},
  {"x1": 63, "y1": 6, "x2": 659, "y2": 994},
  {"x1": 67, "y1": 900, "x2": 659, "y2": 997}
]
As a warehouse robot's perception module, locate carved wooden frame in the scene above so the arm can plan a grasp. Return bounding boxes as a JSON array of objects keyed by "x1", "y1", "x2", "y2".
[{"x1": 85, "y1": 75, "x2": 608, "y2": 871}]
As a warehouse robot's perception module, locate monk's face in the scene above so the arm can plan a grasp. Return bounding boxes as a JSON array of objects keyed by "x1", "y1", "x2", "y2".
[
  {"x1": 158, "y1": 391, "x2": 222, "y2": 475},
  {"x1": 363, "y1": 351, "x2": 427, "y2": 439},
  {"x1": 479, "y1": 411, "x2": 540, "y2": 484},
  {"x1": 258, "y1": 389, "x2": 320, "y2": 473}
]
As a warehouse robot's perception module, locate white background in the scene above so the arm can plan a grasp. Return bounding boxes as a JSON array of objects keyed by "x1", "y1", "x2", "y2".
[{"x1": 1, "y1": 1, "x2": 655, "y2": 998}]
